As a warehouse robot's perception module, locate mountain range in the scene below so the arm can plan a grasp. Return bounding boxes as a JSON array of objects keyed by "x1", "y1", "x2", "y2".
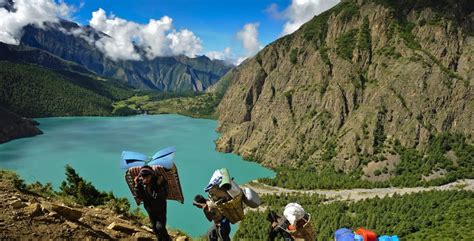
[{"x1": 11, "y1": 19, "x2": 232, "y2": 92}]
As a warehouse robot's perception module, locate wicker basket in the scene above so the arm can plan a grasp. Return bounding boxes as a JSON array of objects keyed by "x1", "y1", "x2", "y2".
[
  {"x1": 125, "y1": 165, "x2": 184, "y2": 204},
  {"x1": 216, "y1": 192, "x2": 244, "y2": 224},
  {"x1": 288, "y1": 214, "x2": 316, "y2": 240}
]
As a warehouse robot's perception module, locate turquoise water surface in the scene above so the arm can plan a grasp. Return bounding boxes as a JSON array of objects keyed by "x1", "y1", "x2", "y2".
[{"x1": 0, "y1": 114, "x2": 274, "y2": 237}]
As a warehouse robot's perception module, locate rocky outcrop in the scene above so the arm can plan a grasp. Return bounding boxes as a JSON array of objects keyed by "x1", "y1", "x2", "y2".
[
  {"x1": 0, "y1": 107, "x2": 42, "y2": 144},
  {"x1": 217, "y1": 0, "x2": 473, "y2": 171},
  {"x1": 0, "y1": 170, "x2": 188, "y2": 240}
]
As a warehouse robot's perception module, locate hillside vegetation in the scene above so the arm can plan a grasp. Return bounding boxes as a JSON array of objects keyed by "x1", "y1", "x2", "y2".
[
  {"x1": 113, "y1": 93, "x2": 222, "y2": 119},
  {"x1": 236, "y1": 190, "x2": 474, "y2": 240},
  {"x1": 0, "y1": 61, "x2": 134, "y2": 118},
  {"x1": 260, "y1": 132, "x2": 474, "y2": 189}
]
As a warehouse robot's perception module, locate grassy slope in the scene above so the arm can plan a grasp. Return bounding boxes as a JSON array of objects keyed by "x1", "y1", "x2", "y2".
[{"x1": 113, "y1": 93, "x2": 221, "y2": 119}]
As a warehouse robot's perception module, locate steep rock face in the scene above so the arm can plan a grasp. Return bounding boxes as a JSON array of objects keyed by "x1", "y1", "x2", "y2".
[
  {"x1": 17, "y1": 20, "x2": 231, "y2": 92},
  {"x1": 0, "y1": 107, "x2": 42, "y2": 144},
  {"x1": 217, "y1": 0, "x2": 473, "y2": 170}
]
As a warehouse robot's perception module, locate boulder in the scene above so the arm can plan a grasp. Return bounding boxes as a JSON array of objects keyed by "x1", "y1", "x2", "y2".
[
  {"x1": 141, "y1": 225, "x2": 154, "y2": 233},
  {"x1": 133, "y1": 232, "x2": 154, "y2": 241},
  {"x1": 107, "y1": 221, "x2": 139, "y2": 234},
  {"x1": 65, "y1": 220, "x2": 79, "y2": 230},
  {"x1": 47, "y1": 204, "x2": 82, "y2": 221},
  {"x1": 24, "y1": 203, "x2": 43, "y2": 217},
  {"x1": 47, "y1": 211, "x2": 60, "y2": 219},
  {"x1": 176, "y1": 236, "x2": 188, "y2": 241},
  {"x1": 9, "y1": 199, "x2": 26, "y2": 209}
]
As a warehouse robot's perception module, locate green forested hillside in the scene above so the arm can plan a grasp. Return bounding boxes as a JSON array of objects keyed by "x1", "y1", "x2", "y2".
[
  {"x1": 236, "y1": 190, "x2": 474, "y2": 240},
  {"x1": 0, "y1": 61, "x2": 134, "y2": 117},
  {"x1": 260, "y1": 132, "x2": 474, "y2": 189}
]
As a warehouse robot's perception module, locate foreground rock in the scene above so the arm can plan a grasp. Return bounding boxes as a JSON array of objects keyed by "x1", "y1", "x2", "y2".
[{"x1": 0, "y1": 171, "x2": 188, "y2": 240}]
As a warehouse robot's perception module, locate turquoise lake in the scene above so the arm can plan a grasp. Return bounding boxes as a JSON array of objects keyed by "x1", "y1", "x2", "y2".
[{"x1": 0, "y1": 114, "x2": 275, "y2": 237}]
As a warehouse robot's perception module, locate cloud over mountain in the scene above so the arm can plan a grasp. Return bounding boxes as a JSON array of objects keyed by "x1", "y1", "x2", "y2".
[
  {"x1": 89, "y1": 8, "x2": 202, "y2": 61},
  {"x1": 0, "y1": 0, "x2": 72, "y2": 44},
  {"x1": 271, "y1": 0, "x2": 340, "y2": 35}
]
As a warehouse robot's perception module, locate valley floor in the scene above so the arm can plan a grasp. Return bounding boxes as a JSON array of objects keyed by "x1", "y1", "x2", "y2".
[{"x1": 245, "y1": 179, "x2": 474, "y2": 203}]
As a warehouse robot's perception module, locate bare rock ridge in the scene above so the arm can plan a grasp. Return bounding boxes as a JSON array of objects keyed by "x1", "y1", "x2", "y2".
[
  {"x1": 0, "y1": 107, "x2": 42, "y2": 144},
  {"x1": 216, "y1": 0, "x2": 473, "y2": 171}
]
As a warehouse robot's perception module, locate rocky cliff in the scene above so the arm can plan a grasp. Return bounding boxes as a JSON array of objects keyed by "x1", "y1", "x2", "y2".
[
  {"x1": 14, "y1": 20, "x2": 231, "y2": 92},
  {"x1": 216, "y1": 0, "x2": 473, "y2": 172},
  {"x1": 0, "y1": 107, "x2": 42, "y2": 144}
]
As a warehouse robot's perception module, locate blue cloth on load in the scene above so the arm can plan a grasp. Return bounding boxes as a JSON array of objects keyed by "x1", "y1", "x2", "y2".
[
  {"x1": 335, "y1": 228, "x2": 355, "y2": 241},
  {"x1": 204, "y1": 169, "x2": 223, "y2": 192},
  {"x1": 148, "y1": 147, "x2": 176, "y2": 169},
  {"x1": 121, "y1": 151, "x2": 148, "y2": 169},
  {"x1": 149, "y1": 147, "x2": 176, "y2": 169},
  {"x1": 121, "y1": 147, "x2": 176, "y2": 170}
]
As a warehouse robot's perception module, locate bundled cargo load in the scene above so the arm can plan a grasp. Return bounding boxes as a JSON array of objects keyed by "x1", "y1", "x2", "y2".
[
  {"x1": 216, "y1": 191, "x2": 245, "y2": 224},
  {"x1": 378, "y1": 235, "x2": 399, "y2": 241},
  {"x1": 205, "y1": 168, "x2": 243, "y2": 223},
  {"x1": 335, "y1": 228, "x2": 355, "y2": 241},
  {"x1": 283, "y1": 203, "x2": 316, "y2": 240},
  {"x1": 242, "y1": 187, "x2": 261, "y2": 208},
  {"x1": 335, "y1": 228, "x2": 397, "y2": 241},
  {"x1": 122, "y1": 147, "x2": 184, "y2": 204},
  {"x1": 355, "y1": 228, "x2": 377, "y2": 241},
  {"x1": 203, "y1": 168, "x2": 262, "y2": 223}
]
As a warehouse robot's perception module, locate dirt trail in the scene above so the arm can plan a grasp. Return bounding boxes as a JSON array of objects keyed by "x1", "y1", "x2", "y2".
[{"x1": 243, "y1": 179, "x2": 474, "y2": 203}]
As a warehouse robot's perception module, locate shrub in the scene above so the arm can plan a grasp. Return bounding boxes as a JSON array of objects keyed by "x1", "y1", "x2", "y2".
[{"x1": 290, "y1": 48, "x2": 299, "y2": 64}]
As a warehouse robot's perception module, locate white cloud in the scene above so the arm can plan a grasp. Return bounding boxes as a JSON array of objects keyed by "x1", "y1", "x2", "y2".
[
  {"x1": 236, "y1": 22, "x2": 262, "y2": 56},
  {"x1": 206, "y1": 47, "x2": 242, "y2": 66},
  {"x1": 236, "y1": 56, "x2": 248, "y2": 65},
  {"x1": 206, "y1": 22, "x2": 264, "y2": 66},
  {"x1": 276, "y1": 0, "x2": 340, "y2": 35},
  {"x1": 167, "y1": 29, "x2": 202, "y2": 57},
  {"x1": 206, "y1": 47, "x2": 231, "y2": 60},
  {"x1": 265, "y1": 3, "x2": 283, "y2": 19},
  {"x1": 0, "y1": 0, "x2": 72, "y2": 44},
  {"x1": 89, "y1": 8, "x2": 202, "y2": 61}
]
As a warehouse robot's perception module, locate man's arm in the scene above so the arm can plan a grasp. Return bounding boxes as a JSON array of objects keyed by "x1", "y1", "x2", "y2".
[{"x1": 134, "y1": 176, "x2": 145, "y2": 200}]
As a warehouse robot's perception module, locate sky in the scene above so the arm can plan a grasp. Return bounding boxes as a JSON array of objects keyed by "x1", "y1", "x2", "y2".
[{"x1": 0, "y1": 0, "x2": 340, "y2": 64}]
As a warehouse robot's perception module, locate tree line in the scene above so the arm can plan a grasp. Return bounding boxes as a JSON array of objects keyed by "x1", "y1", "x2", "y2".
[{"x1": 260, "y1": 132, "x2": 474, "y2": 189}]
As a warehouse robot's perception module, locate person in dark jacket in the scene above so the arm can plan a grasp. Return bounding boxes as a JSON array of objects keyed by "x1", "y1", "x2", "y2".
[
  {"x1": 134, "y1": 165, "x2": 170, "y2": 241},
  {"x1": 267, "y1": 210, "x2": 294, "y2": 241},
  {"x1": 193, "y1": 194, "x2": 231, "y2": 241}
]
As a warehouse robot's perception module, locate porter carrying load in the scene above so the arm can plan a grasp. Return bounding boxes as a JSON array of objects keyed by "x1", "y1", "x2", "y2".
[
  {"x1": 204, "y1": 168, "x2": 261, "y2": 224},
  {"x1": 122, "y1": 147, "x2": 184, "y2": 204},
  {"x1": 283, "y1": 203, "x2": 316, "y2": 240}
]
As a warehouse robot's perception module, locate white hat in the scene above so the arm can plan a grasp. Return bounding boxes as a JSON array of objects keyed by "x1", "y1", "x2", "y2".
[{"x1": 283, "y1": 203, "x2": 305, "y2": 225}]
